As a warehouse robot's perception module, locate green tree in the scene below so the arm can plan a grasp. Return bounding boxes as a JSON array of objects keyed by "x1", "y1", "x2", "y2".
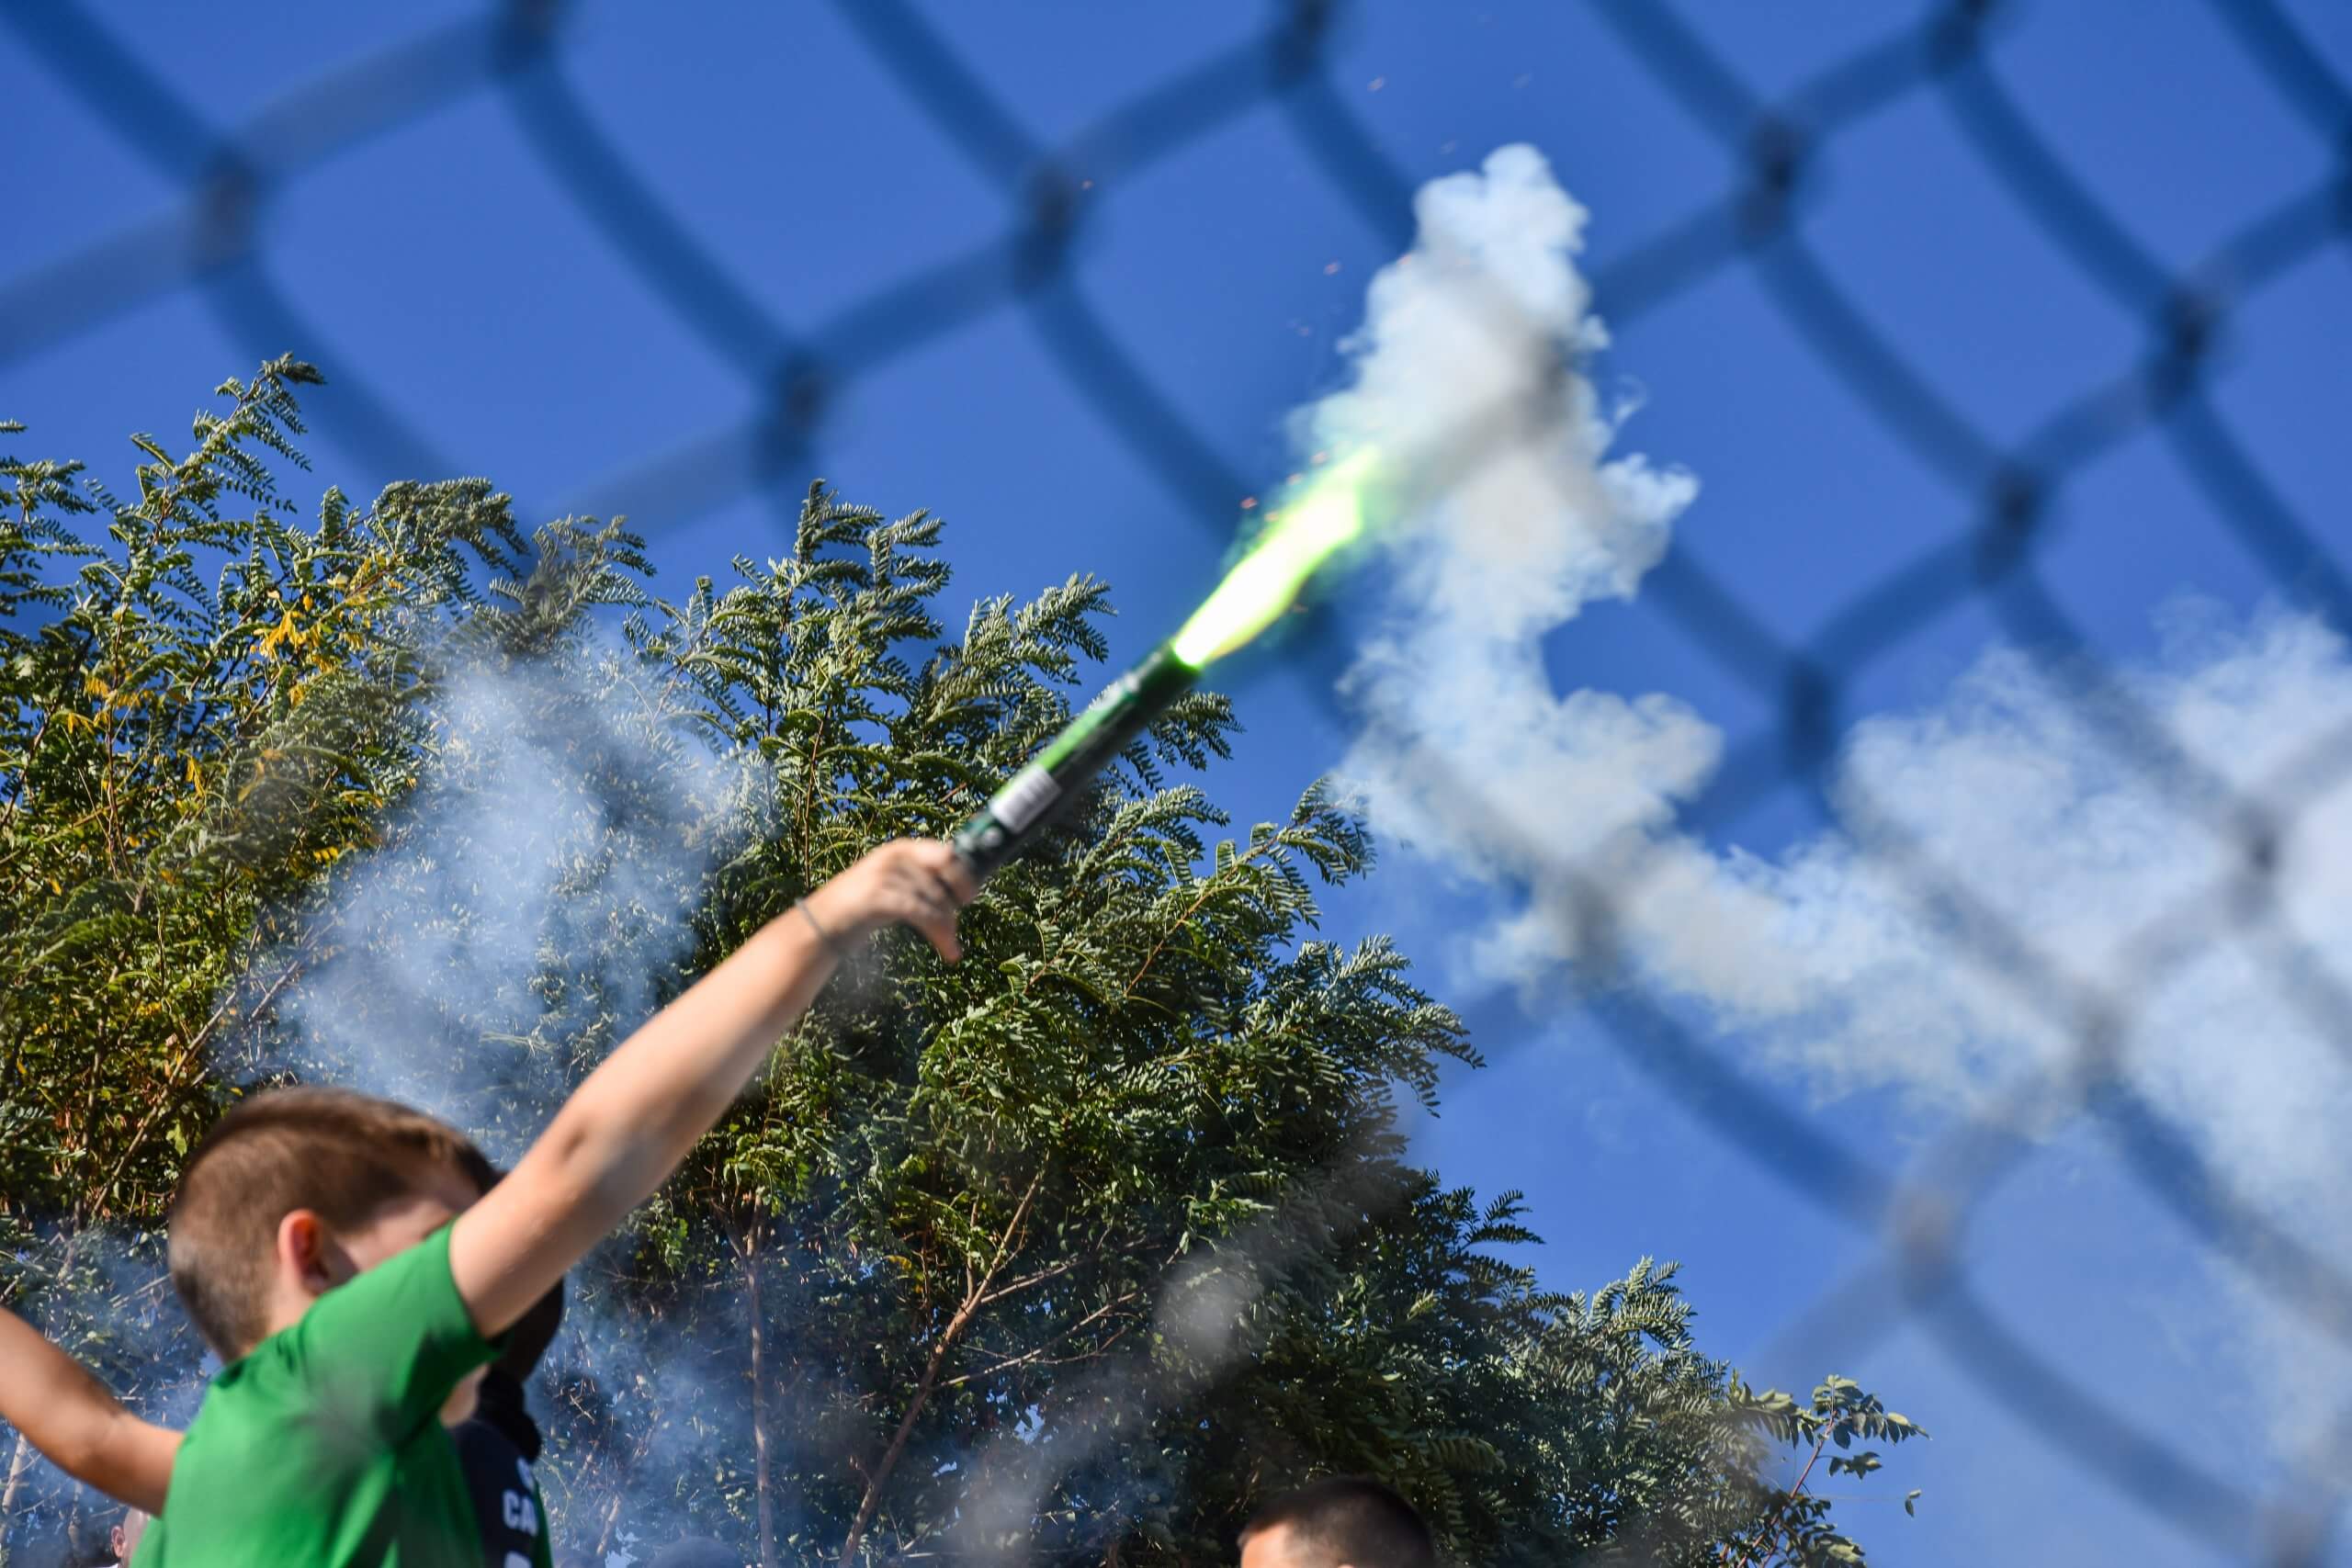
[
  {"x1": 0, "y1": 358, "x2": 530, "y2": 1223},
  {"x1": 0, "y1": 365, "x2": 1923, "y2": 1568}
]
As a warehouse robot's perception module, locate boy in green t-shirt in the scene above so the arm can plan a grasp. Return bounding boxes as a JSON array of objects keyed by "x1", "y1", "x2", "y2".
[
  {"x1": 1, "y1": 1258, "x2": 563, "y2": 1567},
  {"x1": 133, "y1": 837, "x2": 973, "y2": 1565}
]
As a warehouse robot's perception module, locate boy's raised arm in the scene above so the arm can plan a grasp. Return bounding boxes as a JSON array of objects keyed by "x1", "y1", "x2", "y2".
[
  {"x1": 449, "y1": 839, "x2": 973, "y2": 1337},
  {"x1": 0, "y1": 1307, "x2": 180, "y2": 1514}
]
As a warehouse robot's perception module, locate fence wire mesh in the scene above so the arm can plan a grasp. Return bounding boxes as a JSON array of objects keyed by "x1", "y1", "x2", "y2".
[{"x1": 5, "y1": 0, "x2": 2350, "y2": 1562}]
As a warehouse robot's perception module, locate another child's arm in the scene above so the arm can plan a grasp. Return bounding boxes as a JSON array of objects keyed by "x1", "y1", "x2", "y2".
[
  {"x1": 0, "y1": 1307, "x2": 179, "y2": 1514},
  {"x1": 450, "y1": 839, "x2": 973, "y2": 1337}
]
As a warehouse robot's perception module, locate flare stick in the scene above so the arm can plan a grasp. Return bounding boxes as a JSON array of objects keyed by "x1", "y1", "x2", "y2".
[{"x1": 951, "y1": 451, "x2": 1376, "y2": 881}]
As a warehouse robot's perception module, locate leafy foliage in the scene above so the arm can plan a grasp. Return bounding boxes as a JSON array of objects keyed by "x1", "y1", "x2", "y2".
[
  {"x1": 0, "y1": 358, "x2": 529, "y2": 1221},
  {"x1": 1702, "y1": 1376, "x2": 1928, "y2": 1568},
  {"x1": 0, "y1": 366, "x2": 1923, "y2": 1567}
]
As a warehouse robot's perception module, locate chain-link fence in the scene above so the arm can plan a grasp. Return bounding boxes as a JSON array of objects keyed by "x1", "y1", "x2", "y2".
[{"x1": 5, "y1": 0, "x2": 2350, "y2": 1562}]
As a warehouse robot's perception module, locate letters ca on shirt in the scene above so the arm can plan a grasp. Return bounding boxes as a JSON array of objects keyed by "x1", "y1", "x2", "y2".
[{"x1": 501, "y1": 1455, "x2": 541, "y2": 1568}]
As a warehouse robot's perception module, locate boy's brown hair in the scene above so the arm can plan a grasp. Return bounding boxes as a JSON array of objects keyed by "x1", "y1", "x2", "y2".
[{"x1": 168, "y1": 1086, "x2": 493, "y2": 1359}]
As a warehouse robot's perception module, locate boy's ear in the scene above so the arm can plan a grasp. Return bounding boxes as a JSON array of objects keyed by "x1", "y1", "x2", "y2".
[{"x1": 275, "y1": 1209, "x2": 343, "y2": 1294}]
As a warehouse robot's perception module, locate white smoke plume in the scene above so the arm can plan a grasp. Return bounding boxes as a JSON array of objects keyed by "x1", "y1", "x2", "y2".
[
  {"x1": 258, "y1": 637, "x2": 753, "y2": 1162},
  {"x1": 1317, "y1": 144, "x2": 1707, "y2": 984},
  {"x1": 242, "y1": 634, "x2": 786, "y2": 1564},
  {"x1": 1323, "y1": 146, "x2": 2352, "y2": 1467}
]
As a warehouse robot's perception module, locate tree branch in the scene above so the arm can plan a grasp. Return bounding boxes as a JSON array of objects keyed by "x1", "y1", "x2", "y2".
[
  {"x1": 940, "y1": 1298, "x2": 1140, "y2": 1390},
  {"x1": 839, "y1": 1167, "x2": 1045, "y2": 1567},
  {"x1": 1120, "y1": 840, "x2": 1276, "y2": 1003},
  {"x1": 1725, "y1": 1422, "x2": 1832, "y2": 1568},
  {"x1": 93, "y1": 945, "x2": 310, "y2": 1213}
]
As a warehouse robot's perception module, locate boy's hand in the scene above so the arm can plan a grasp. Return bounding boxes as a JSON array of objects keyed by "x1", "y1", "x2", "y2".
[{"x1": 806, "y1": 839, "x2": 978, "y2": 961}]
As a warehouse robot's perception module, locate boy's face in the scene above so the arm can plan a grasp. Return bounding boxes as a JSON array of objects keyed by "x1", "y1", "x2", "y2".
[
  {"x1": 335, "y1": 1168, "x2": 479, "y2": 1276},
  {"x1": 268, "y1": 1165, "x2": 483, "y2": 1338}
]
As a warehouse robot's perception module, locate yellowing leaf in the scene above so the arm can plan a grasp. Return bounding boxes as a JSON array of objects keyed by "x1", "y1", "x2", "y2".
[{"x1": 254, "y1": 610, "x2": 302, "y2": 659}]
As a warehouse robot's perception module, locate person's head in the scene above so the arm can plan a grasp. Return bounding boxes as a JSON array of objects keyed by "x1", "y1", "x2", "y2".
[
  {"x1": 109, "y1": 1507, "x2": 150, "y2": 1563},
  {"x1": 1238, "y1": 1478, "x2": 1437, "y2": 1568},
  {"x1": 168, "y1": 1086, "x2": 492, "y2": 1359}
]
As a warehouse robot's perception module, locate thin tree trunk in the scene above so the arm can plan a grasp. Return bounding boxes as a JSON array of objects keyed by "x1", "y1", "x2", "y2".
[
  {"x1": 594, "y1": 1485, "x2": 627, "y2": 1562},
  {"x1": 0, "y1": 1427, "x2": 35, "y2": 1551},
  {"x1": 741, "y1": 1220, "x2": 778, "y2": 1568},
  {"x1": 593, "y1": 1416, "x2": 662, "y2": 1562},
  {"x1": 838, "y1": 1171, "x2": 1044, "y2": 1568}
]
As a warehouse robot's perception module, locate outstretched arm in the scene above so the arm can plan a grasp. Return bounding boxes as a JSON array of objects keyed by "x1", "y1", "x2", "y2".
[
  {"x1": 0, "y1": 1308, "x2": 179, "y2": 1514},
  {"x1": 449, "y1": 839, "x2": 973, "y2": 1337}
]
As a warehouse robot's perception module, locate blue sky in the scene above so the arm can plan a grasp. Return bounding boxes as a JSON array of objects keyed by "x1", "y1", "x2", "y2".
[{"x1": 7, "y1": 4, "x2": 2352, "y2": 1563}]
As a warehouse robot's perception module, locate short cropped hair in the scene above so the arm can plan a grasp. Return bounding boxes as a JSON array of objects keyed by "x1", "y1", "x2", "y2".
[
  {"x1": 168, "y1": 1086, "x2": 490, "y2": 1359},
  {"x1": 1239, "y1": 1477, "x2": 1437, "y2": 1568}
]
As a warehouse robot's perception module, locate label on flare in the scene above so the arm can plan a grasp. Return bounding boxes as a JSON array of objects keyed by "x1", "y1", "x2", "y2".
[{"x1": 987, "y1": 764, "x2": 1061, "y2": 834}]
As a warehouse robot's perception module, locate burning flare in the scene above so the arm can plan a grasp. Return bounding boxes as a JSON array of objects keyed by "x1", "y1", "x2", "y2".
[
  {"x1": 952, "y1": 451, "x2": 1382, "y2": 879},
  {"x1": 1170, "y1": 451, "x2": 1379, "y2": 668}
]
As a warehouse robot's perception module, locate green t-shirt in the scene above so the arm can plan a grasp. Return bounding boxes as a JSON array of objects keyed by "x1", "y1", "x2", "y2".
[{"x1": 136, "y1": 1223, "x2": 500, "y2": 1566}]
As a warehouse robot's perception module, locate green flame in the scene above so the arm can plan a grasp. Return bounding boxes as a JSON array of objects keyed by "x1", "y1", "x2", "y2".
[{"x1": 1170, "y1": 451, "x2": 1379, "y2": 669}]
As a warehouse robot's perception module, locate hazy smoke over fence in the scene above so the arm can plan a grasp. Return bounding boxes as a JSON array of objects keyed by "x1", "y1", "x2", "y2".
[{"x1": 1323, "y1": 148, "x2": 2352, "y2": 1476}]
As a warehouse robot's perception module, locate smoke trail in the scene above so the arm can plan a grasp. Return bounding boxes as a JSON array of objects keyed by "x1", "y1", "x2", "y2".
[
  {"x1": 0, "y1": 1226, "x2": 207, "y2": 1562},
  {"x1": 254, "y1": 634, "x2": 755, "y2": 1163},
  {"x1": 1607, "y1": 609, "x2": 2352, "y2": 1462},
  {"x1": 1315, "y1": 144, "x2": 1705, "y2": 985},
  {"x1": 540, "y1": 1265, "x2": 832, "y2": 1568},
  {"x1": 1319, "y1": 147, "x2": 2352, "y2": 1466},
  {"x1": 0, "y1": 618, "x2": 786, "y2": 1564}
]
